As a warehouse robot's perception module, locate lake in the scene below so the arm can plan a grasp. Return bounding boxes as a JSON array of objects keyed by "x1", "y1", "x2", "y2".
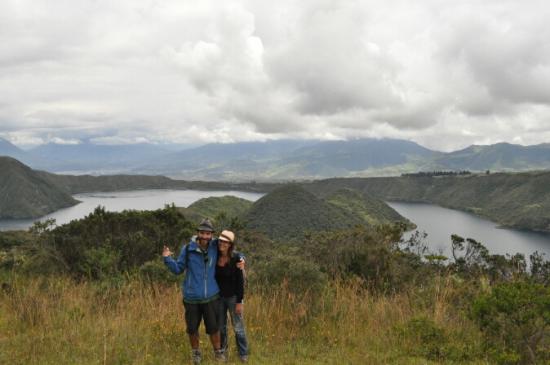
[
  {"x1": 0, "y1": 189, "x2": 264, "y2": 231},
  {"x1": 2, "y1": 191, "x2": 550, "y2": 260},
  {"x1": 387, "y1": 201, "x2": 550, "y2": 259}
]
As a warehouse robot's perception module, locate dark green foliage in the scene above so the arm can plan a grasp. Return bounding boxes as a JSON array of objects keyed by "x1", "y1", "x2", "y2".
[
  {"x1": 300, "y1": 224, "x2": 426, "y2": 292},
  {"x1": 324, "y1": 188, "x2": 413, "y2": 227},
  {"x1": 186, "y1": 196, "x2": 253, "y2": 218},
  {"x1": 243, "y1": 184, "x2": 365, "y2": 240},
  {"x1": 138, "y1": 260, "x2": 179, "y2": 285},
  {"x1": 530, "y1": 252, "x2": 550, "y2": 285},
  {"x1": 0, "y1": 156, "x2": 78, "y2": 219},
  {"x1": 44, "y1": 205, "x2": 193, "y2": 279},
  {"x1": 178, "y1": 196, "x2": 252, "y2": 232},
  {"x1": 398, "y1": 316, "x2": 482, "y2": 362},
  {"x1": 450, "y1": 235, "x2": 490, "y2": 276},
  {"x1": 471, "y1": 281, "x2": 550, "y2": 364},
  {"x1": 399, "y1": 316, "x2": 448, "y2": 360},
  {"x1": 447, "y1": 234, "x2": 536, "y2": 284},
  {"x1": 251, "y1": 252, "x2": 327, "y2": 296},
  {"x1": 79, "y1": 246, "x2": 121, "y2": 280},
  {"x1": 0, "y1": 230, "x2": 33, "y2": 250},
  {"x1": 304, "y1": 171, "x2": 550, "y2": 233}
]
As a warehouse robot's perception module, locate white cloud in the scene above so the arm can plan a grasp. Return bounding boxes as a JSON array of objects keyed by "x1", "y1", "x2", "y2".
[{"x1": 1, "y1": 0, "x2": 550, "y2": 151}]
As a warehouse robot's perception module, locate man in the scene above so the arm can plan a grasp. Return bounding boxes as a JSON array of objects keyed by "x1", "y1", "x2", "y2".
[{"x1": 163, "y1": 218, "x2": 243, "y2": 364}]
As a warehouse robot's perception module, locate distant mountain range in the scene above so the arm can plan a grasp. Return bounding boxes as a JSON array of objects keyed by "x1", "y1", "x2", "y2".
[
  {"x1": 430, "y1": 143, "x2": 550, "y2": 171},
  {"x1": 2, "y1": 137, "x2": 550, "y2": 180}
]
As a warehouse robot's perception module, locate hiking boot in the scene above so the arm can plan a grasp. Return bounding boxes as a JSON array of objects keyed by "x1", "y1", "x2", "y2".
[
  {"x1": 191, "y1": 349, "x2": 202, "y2": 364},
  {"x1": 240, "y1": 355, "x2": 249, "y2": 363},
  {"x1": 214, "y1": 348, "x2": 227, "y2": 362}
]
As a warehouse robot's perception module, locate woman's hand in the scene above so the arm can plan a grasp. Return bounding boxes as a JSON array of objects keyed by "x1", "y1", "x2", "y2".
[
  {"x1": 236, "y1": 258, "x2": 245, "y2": 270},
  {"x1": 162, "y1": 245, "x2": 172, "y2": 257},
  {"x1": 235, "y1": 303, "x2": 243, "y2": 315}
]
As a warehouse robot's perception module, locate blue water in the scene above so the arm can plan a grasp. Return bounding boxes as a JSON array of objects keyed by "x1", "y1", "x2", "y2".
[
  {"x1": 387, "y1": 201, "x2": 550, "y2": 259},
  {"x1": 0, "y1": 189, "x2": 264, "y2": 231},
  {"x1": 2, "y1": 192, "x2": 549, "y2": 261}
]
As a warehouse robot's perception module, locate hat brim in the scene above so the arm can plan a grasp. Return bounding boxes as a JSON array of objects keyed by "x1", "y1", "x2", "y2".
[{"x1": 197, "y1": 226, "x2": 214, "y2": 232}]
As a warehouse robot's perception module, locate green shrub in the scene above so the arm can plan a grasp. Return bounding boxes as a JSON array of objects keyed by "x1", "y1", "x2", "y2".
[
  {"x1": 79, "y1": 246, "x2": 121, "y2": 280},
  {"x1": 138, "y1": 260, "x2": 179, "y2": 285},
  {"x1": 399, "y1": 316, "x2": 448, "y2": 360},
  {"x1": 251, "y1": 253, "x2": 327, "y2": 296},
  {"x1": 471, "y1": 281, "x2": 550, "y2": 364},
  {"x1": 32, "y1": 205, "x2": 194, "y2": 278},
  {"x1": 398, "y1": 316, "x2": 482, "y2": 362}
]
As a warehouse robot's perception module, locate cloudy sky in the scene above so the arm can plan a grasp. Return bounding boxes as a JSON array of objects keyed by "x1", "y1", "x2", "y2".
[{"x1": 1, "y1": 0, "x2": 550, "y2": 151}]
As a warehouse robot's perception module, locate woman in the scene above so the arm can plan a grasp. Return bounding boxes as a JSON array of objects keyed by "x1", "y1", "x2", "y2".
[{"x1": 216, "y1": 230, "x2": 249, "y2": 363}]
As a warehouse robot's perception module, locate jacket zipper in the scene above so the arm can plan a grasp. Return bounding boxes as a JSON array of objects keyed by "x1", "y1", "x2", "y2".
[{"x1": 204, "y1": 254, "x2": 208, "y2": 298}]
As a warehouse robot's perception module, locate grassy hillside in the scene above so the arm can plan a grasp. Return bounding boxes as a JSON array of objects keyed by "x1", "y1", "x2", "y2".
[
  {"x1": 304, "y1": 171, "x2": 550, "y2": 232},
  {"x1": 37, "y1": 171, "x2": 275, "y2": 195},
  {"x1": 2, "y1": 207, "x2": 548, "y2": 364},
  {"x1": 0, "y1": 157, "x2": 78, "y2": 219},
  {"x1": 178, "y1": 196, "x2": 254, "y2": 226},
  {"x1": 431, "y1": 142, "x2": 550, "y2": 171},
  {"x1": 243, "y1": 184, "x2": 365, "y2": 240},
  {"x1": 325, "y1": 188, "x2": 413, "y2": 228}
]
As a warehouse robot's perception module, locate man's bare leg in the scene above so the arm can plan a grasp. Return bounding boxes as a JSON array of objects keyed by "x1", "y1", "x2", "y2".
[
  {"x1": 209, "y1": 331, "x2": 221, "y2": 350},
  {"x1": 189, "y1": 333, "x2": 200, "y2": 349}
]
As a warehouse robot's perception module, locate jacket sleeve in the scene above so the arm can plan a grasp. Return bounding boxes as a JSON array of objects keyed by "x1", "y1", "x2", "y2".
[{"x1": 164, "y1": 244, "x2": 187, "y2": 275}]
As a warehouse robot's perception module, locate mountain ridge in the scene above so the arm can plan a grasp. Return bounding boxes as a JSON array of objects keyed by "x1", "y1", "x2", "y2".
[
  {"x1": 2, "y1": 137, "x2": 550, "y2": 179},
  {"x1": 0, "y1": 156, "x2": 79, "y2": 219}
]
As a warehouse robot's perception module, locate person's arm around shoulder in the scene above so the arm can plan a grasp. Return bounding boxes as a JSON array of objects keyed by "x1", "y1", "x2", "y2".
[
  {"x1": 163, "y1": 243, "x2": 187, "y2": 274},
  {"x1": 233, "y1": 253, "x2": 245, "y2": 315},
  {"x1": 235, "y1": 250, "x2": 246, "y2": 270}
]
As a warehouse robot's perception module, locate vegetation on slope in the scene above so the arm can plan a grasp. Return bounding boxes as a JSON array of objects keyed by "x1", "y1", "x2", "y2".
[
  {"x1": 1, "y1": 205, "x2": 549, "y2": 364},
  {"x1": 178, "y1": 195, "x2": 254, "y2": 228},
  {"x1": 242, "y1": 184, "x2": 366, "y2": 240},
  {"x1": 186, "y1": 196, "x2": 253, "y2": 219},
  {"x1": 0, "y1": 157, "x2": 78, "y2": 219},
  {"x1": 37, "y1": 171, "x2": 277, "y2": 195},
  {"x1": 324, "y1": 188, "x2": 413, "y2": 228},
  {"x1": 304, "y1": 171, "x2": 550, "y2": 232},
  {"x1": 432, "y1": 142, "x2": 550, "y2": 171}
]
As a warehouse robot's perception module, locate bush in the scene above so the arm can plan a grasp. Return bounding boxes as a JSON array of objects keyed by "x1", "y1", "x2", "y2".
[
  {"x1": 138, "y1": 260, "x2": 179, "y2": 285},
  {"x1": 301, "y1": 225, "x2": 429, "y2": 292},
  {"x1": 34, "y1": 205, "x2": 194, "y2": 278},
  {"x1": 471, "y1": 281, "x2": 550, "y2": 364},
  {"x1": 79, "y1": 246, "x2": 121, "y2": 280},
  {"x1": 397, "y1": 316, "x2": 482, "y2": 362},
  {"x1": 399, "y1": 316, "x2": 448, "y2": 360},
  {"x1": 251, "y1": 252, "x2": 327, "y2": 297}
]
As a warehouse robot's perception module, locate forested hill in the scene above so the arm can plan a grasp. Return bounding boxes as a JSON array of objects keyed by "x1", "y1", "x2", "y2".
[
  {"x1": 242, "y1": 184, "x2": 411, "y2": 240},
  {"x1": 302, "y1": 171, "x2": 550, "y2": 232},
  {"x1": 0, "y1": 157, "x2": 78, "y2": 219}
]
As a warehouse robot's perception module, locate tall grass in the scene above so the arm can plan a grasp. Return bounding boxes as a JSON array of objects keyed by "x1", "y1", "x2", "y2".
[{"x1": 0, "y1": 274, "x2": 487, "y2": 364}]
